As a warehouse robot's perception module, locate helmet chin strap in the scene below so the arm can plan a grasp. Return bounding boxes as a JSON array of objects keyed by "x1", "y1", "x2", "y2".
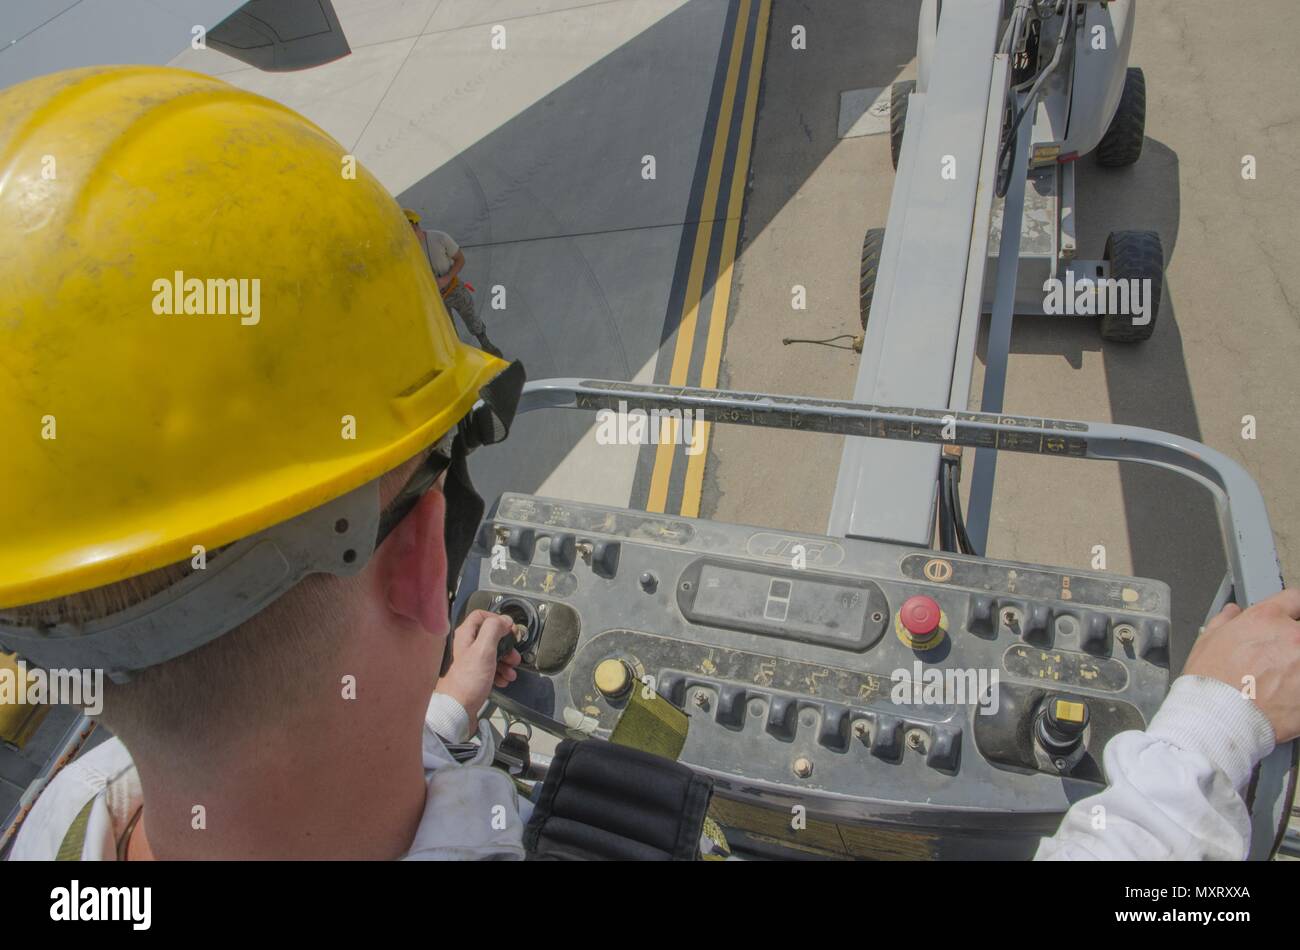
[
  {"x1": 441, "y1": 429, "x2": 485, "y2": 606},
  {"x1": 441, "y1": 358, "x2": 526, "y2": 603},
  {"x1": 432, "y1": 361, "x2": 526, "y2": 676}
]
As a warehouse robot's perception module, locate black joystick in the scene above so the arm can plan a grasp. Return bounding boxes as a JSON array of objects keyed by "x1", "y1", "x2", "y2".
[
  {"x1": 496, "y1": 625, "x2": 523, "y2": 660},
  {"x1": 495, "y1": 597, "x2": 540, "y2": 659},
  {"x1": 1035, "y1": 697, "x2": 1090, "y2": 756}
]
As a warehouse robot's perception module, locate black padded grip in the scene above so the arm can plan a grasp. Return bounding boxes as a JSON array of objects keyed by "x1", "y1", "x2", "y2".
[{"x1": 523, "y1": 739, "x2": 713, "y2": 861}]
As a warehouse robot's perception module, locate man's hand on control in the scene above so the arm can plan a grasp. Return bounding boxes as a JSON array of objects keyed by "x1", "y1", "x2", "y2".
[
  {"x1": 436, "y1": 610, "x2": 522, "y2": 721},
  {"x1": 1184, "y1": 589, "x2": 1300, "y2": 742},
  {"x1": 436, "y1": 273, "x2": 452, "y2": 291}
]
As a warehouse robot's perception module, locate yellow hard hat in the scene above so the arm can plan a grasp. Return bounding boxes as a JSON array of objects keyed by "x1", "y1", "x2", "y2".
[
  {"x1": 403, "y1": 208, "x2": 422, "y2": 225},
  {"x1": 0, "y1": 66, "x2": 508, "y2": 610}
]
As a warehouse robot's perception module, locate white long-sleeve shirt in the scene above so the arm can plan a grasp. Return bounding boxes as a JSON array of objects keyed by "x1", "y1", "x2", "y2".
[{"x1": 1035, "y1": 675, "x2": 1277, "y2": 860}]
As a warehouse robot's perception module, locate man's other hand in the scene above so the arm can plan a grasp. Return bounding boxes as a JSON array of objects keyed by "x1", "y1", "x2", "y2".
[
  {"x1": 436, "y1": 610, "x2": 522, "y2": 720},
  {"x1": 1184, "y1": 589, "x2": 1300, "y2": 742}
]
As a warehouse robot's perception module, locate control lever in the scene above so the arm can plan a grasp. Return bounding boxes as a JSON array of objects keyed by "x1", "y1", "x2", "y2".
[
  {"x1": 1034, "y1": 697, "x2": 1090, "y2": 771},
  {"x1": 441, "y1": 607, "x2": 532, "y2": 676},
  {"x1": 498, "y1": 624, "x2": 528, "y2": 660},
  {"x1": 495, "y1": 596, "x2": 541, "y2": 656}
]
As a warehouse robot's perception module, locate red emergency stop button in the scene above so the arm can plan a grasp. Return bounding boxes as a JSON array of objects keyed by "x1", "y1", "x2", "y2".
[
  {"x1": 896, "y1": 595, "x2": 945, "y2": 650},
  {"x1": 900, "y1": 595, "x2": 941, "y2": 635}
]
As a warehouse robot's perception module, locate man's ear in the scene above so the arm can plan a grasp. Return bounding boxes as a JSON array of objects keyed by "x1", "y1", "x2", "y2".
[{"x1": 379, "y1": 488, "x2": 449, "y2": 636}]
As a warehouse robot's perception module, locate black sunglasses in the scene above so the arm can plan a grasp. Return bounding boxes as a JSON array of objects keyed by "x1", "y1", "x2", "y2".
[{"x1": 374, "y1": 448, "x2": 453, "y2": 551}]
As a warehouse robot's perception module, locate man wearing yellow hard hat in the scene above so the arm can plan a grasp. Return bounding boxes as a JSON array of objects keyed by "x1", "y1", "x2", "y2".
[{"x1": 0, "y1": 65, "x2": 530, "y2": 859}]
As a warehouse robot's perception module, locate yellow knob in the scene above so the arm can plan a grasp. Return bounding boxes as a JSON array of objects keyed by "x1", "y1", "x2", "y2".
[
  {"x1": 594, "y1": 659, "x2": 632, "y2": 699},
  {"x1": 1054, "y1": 700, "x2": 1086, "y2": 724}
]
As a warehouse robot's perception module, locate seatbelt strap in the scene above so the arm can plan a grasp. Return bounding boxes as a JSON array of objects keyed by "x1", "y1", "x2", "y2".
[
  {"x1": 609, "y1": 686, "x2": 689, "y2": 761},
  {"x1": 55, "y1": 797, "x2": 95, "y2": 861}
]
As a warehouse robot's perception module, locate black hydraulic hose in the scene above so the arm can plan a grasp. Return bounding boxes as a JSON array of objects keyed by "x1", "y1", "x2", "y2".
[
  {"x1": 949, "y1": 459, "x2": 979, "y2": 556},
  {"x1": 995, "y1": 0, "x2": 1077, "y2": 197},
  {"x1": 937, "y1": 454, "x2": 978, "y2": 556},
  {"x1": 938, "y1": 461, "x2": 958, "y2": 553}
]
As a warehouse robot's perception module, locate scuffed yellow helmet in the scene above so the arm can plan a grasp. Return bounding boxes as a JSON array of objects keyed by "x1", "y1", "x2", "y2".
[{"x1": 0, "y1": 66, "x2": 508, "y2": 612}]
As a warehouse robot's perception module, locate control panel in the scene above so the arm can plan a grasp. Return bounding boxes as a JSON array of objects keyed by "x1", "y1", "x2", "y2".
[{"x1": 465, "y1": 493, "x2": 1172, "y2": 858}]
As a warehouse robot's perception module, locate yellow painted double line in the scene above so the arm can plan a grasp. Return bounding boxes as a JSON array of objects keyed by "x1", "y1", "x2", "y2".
[{"x1": 640, "y1": 0, "x2": 771, "y2": 518}]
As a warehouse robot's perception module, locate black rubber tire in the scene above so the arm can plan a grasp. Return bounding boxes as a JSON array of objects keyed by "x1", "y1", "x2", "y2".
[
  {"x1": 1099, "y1": 229, "x2": 1162, "y2": 342},
  {"x1": 859, "y1": 228, "x2": 885, "y2": 331},
  {"x1": 1096, "y1": 67, "x2": 1146, "y2": 167},
  {"x1": 889, "y1": 80, "x2": 915, "y2": 170}
]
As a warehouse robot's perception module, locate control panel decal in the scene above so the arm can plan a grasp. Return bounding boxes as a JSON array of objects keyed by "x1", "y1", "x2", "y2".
[
  {"x1": 900, "y1": 554, "x2": 1164, "y2": 612},
  {"x1": 1002, "y1": 644, "x2": 1129, "y2": 692},
  {"x1": 488, "y1": 563, "x2": 578, "y2": 598},
  {"x1": 571, "y1": 629, "x2": 935, "y2": 719},
  {"x1": 498, "y1": 495, "x2": 694, "y2": 544},
  {"x1": 707, "y1": 797, "x2": 943, "y2": 860},
  {"x1": 574, "y1": 384, "x2": 1089, "y2": 455},
  {"x1": 745, "y1": 532, "x2": 846, "y2": 568}
]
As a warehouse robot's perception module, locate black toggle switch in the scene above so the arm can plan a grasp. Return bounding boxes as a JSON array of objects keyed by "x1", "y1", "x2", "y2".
[{"x1": 549, "y1": 533, "x2": 576, "y2": 570}]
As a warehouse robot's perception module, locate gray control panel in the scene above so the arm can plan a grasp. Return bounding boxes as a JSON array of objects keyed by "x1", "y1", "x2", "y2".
[{"x1": 467, "y1": 492, "x2": 1172, "y2": 859}]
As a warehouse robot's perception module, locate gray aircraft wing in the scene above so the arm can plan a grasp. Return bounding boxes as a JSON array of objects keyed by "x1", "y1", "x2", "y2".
[{"x1": 1, "y1": 0, "x2": 350, "y2": 90}]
